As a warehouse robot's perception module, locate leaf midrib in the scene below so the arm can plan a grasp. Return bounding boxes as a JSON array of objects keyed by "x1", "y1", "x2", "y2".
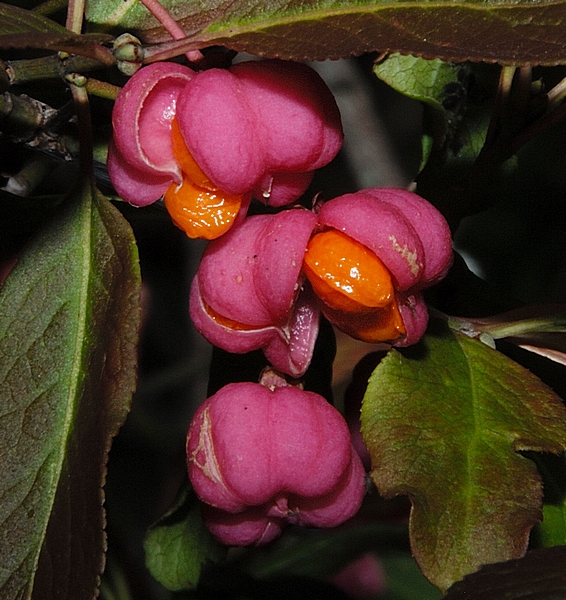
[
  {"x1": 460, "y1": 335, "x2": 484, "y2": 545},
  {"x1": 28, "y1": 194, "x2": 94, "y2": 595}
]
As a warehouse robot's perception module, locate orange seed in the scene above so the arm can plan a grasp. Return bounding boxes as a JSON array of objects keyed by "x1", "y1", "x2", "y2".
[
  {"x1": 303, "y1": 229, "x2": 406, "y2": 343},
  {"x1": 164, "y1": 178, "x2": 244, "y2": 240},
  {"x1": 171, "y1": 117, "x2": 215, "y2": 190},
  {"x1": 304, "y1": 229, "x2": 395, "y2": 314}
]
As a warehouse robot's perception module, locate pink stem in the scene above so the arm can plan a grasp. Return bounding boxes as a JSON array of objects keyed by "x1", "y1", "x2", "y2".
[{"x1": 139, "y1": 0, "x2": 203, "y2": 63}]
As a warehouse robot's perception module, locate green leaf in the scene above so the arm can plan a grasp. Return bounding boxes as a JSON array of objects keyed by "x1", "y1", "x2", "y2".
[
  {"x1": 0, "y1": 2, "x2": 75, "y2": 36},
  {"x1": 540, "y1": 504, "x2": 566, "y2": 547},
  {"x1": 144, "y1": 485, "x2": 226, "y2": 591},
  {"x1": 374, "y1": 54, "x2": 463, "y2": 116},
  {"x1": 0, "y1": 3, "x2": 113, "y2": 62},
  {"x1": 373, "y1": 55, "x2": 515, "y2": 226},
  {"x1": 238, "y1": 523, "x2": 440, "y2": 600},
  {"x1": 361, "y1": 319, "x2": 566, "y2": 592},
  {"x1": 373, "y1": 54, "x2": 465, "y2": 168},
  {"x1": 85, "y1": 0, "x2": 566, "y2": 65},
  {"x1": 0, "y1": 184, "x2": 140, "y2": 600},
  {"x1": 443, "y1": 546, "x2": 566, "y2": 600},
  {"x1": 386, "y1": 59, "x2": 508, "y2": 226}
]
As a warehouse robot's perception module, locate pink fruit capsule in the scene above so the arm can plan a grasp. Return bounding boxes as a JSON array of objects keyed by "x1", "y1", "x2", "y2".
[
  {"x1": 189, "y1": 207, "x2": 319, "y2": 378},
  {"x1": 306, "y1": 188, "x2": 453, "y2": 346},
  {"x1": 187, "y1": 382, "x2": 366, "y2": 546},
  {"x1": 108, "y1": 59, "x2": 343, "y2": 238}
]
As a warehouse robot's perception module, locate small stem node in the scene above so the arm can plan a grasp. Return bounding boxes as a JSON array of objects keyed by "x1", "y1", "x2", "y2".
[{"x1": 65, "y1": 72, "x2": 88, "y2": 87}]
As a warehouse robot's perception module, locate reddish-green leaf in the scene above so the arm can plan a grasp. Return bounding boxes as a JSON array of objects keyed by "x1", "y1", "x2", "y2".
[
  {"x1": 361, "y1": 319, "x2": 566, "y2": 592},
  {"x1": 0, "y1": 3, "x2": 113, "y2": 63},
  {"x1": 86, "y1": 0, "x2": 566, "y2": 65},
  {"x1": 0, "y1": 184, "x2": 140, "y2": 599}
]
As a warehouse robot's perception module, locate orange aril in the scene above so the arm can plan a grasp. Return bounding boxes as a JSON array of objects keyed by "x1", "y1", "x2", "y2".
[
  {"x1": 164, "y1": 178, "x2": 244, "y2": 240},
  {"x1": 170, "y1": 117, "x2": 215, "y2": 190},
  {"x1": 166, "y1": 117, "x2": 245, "y2": 239},
  {"x1": 322, "y1": 299, "x2": 405, "y2": 343},
  {"x1": 303, "y1": 229, "x2": 406, "y2": 343},
  {"x1": 203, "y1": 301, "x2": 260, "y2": 331},
  {"x1": 304, "y1": 229, "x2": 395, "y2": 314}
]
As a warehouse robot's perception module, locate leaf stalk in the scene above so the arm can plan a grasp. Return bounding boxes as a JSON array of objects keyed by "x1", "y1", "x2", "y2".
[{"x1": 138, "y1": 0, "x2": 203, "y2": 63}]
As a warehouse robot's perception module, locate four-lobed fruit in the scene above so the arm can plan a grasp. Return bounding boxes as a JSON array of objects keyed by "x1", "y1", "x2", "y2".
[
  {"x1": 189, "y1": 207, "x2": 319, "y2": 378},
  {"x1": 187, "y1": 382, "x2": 366, "y2": 546},
  {"x1": 108, "y1": 59, "x2": 343, "y2": 239},
  {"x1": 308, "y1": 188, "x2": 453, "y2": 346}
]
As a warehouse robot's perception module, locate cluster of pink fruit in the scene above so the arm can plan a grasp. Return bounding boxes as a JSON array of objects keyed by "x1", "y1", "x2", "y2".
[{"x1": 109, "y1": 58, "x2": 453, "y2": 546}]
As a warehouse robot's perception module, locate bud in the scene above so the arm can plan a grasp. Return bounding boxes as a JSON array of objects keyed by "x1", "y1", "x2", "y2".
[{"x1": 113, "y1": 33, "x2": 144, "y2": 75}]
